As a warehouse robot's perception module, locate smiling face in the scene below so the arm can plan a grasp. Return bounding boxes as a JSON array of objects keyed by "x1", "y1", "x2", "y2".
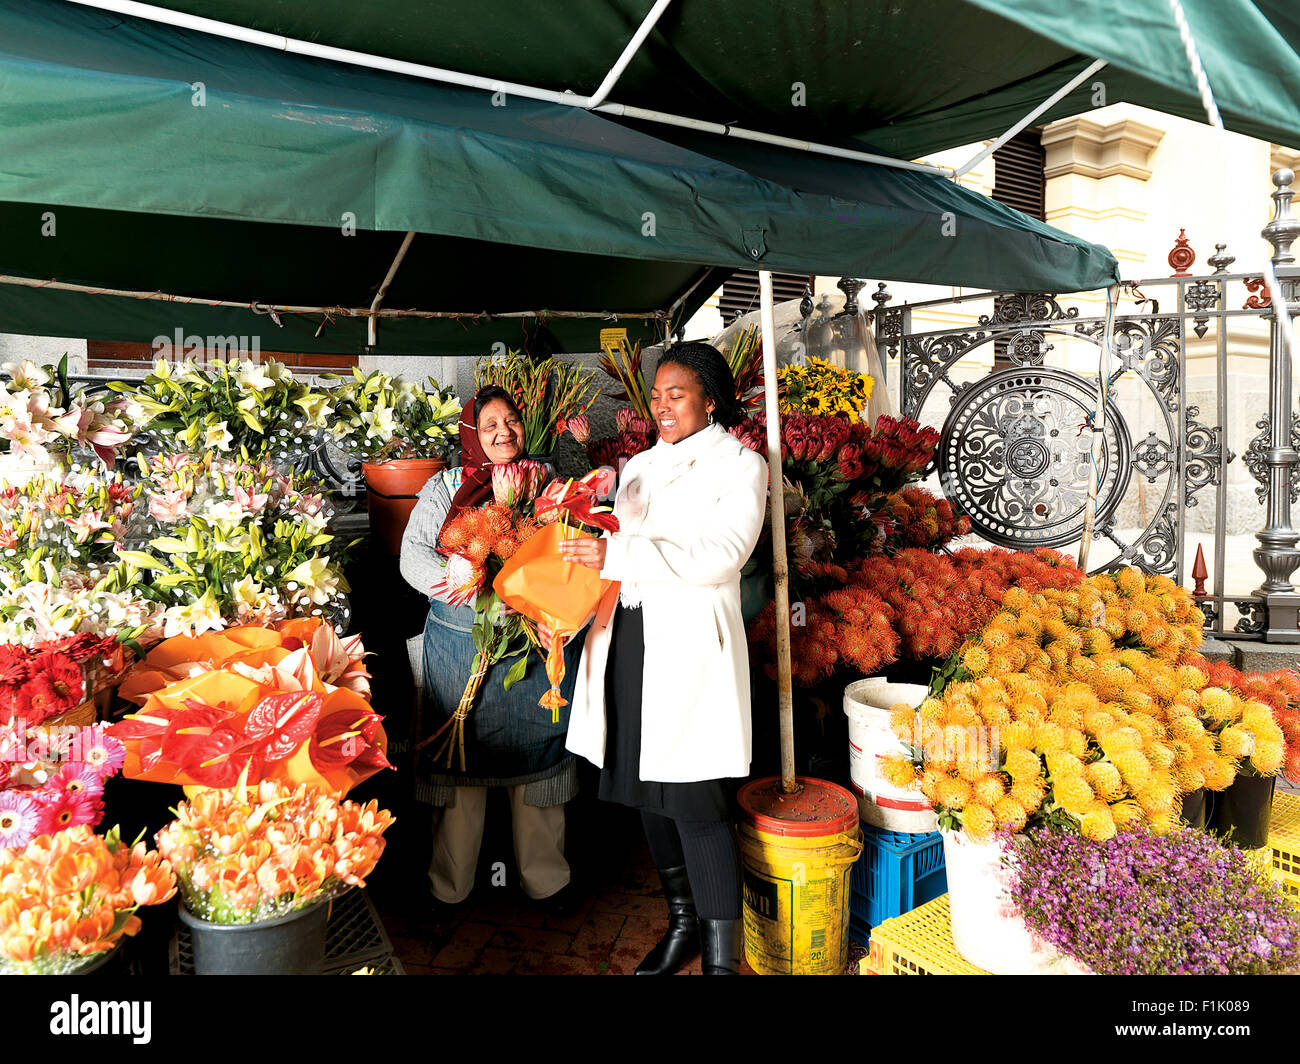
[
  {"x1": 477, "y1": 398, "x2": 525, "y2": 464},
  {"x1": 651, "y1": 361, "x2": 714, "y2": 445}
]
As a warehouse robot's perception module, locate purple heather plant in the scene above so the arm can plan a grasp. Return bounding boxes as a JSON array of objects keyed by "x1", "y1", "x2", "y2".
[{"x1": 1008, "y1": 826, "x2": 1300, "y2": 975}]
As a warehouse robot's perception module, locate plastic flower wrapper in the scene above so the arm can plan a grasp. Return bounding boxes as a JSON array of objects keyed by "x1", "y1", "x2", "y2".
[
  {"x1": 107, "y1": 647, "x2": 389, "y2": 796},
  {"x1": 156, "y1": 778, "x2": 392, "y2": 925},
  {"x1": 110, "y1": 355, "x2": 338, "y2": 462},
  {"x1": 0, "y1": 823, "x2": 176, "y2": 973},
  {"x1": 494, "y1": 469, "x2": 621, "y2": 718},
  {"x1": 326, "y1": 367, "x2": 460, "y2": 462},
  {"x1": 118, "y1": 617, "x2": 369, "y2": 706},
  {"x1": 118, "y1": 452, "x2": 353, "y2": 636}
]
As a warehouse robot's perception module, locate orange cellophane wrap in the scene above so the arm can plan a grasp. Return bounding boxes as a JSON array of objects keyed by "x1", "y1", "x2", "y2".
[
  {"x1": 118, "y1": 618, "x2": 370, "y2": 706},
  {"x1": 492, "y1": 522, "x2": 620, "y2": 715},
  {"x1": 124, "y1": 669, "x2": 387, "y2": 798}
]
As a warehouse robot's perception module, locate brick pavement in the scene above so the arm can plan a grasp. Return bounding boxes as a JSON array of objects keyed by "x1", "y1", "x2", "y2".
[{"x1": 376, "y1": 843, "x2": 762, "y2": 975}]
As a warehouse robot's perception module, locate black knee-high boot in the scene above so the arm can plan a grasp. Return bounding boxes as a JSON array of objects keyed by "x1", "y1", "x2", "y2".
[
  {"x1": 635, "y1": 864, "x2": 700, "y2": 975},
  {"x1": 700, "y1": 917, "x2": 743, "y2": 975}
]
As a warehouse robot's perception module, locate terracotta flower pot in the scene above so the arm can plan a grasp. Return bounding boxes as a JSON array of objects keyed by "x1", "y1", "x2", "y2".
[{"x1": 362, "y1": 457, "x2": 445, "y2": 555}]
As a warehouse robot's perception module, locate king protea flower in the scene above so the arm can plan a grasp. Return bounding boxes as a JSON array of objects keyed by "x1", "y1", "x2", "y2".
[
  {"x1": 491, "y1": 460, "x2": 546, "y2": 506},
  {"x1": 431, "y1": 554, "x2": 484, "y2": 608},
  {"x1": 566, "y1": 414, "x2": 590, "y2": 444}
]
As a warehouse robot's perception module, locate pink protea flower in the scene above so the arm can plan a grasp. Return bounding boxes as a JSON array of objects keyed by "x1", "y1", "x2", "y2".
[
  {"x1": 491, "y1": 459, "x2": 546, "y2": 506},
  {"x1": 566, "y1": 414, "x2": 591, "y2": 444},
  {"x1": 615, "y1": 407, "x2": 635, "y2": 433}
]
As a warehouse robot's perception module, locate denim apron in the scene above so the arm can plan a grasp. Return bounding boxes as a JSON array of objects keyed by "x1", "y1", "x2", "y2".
[{"x1": 419, "y1": 596, "x2": 582, "y2": 788}]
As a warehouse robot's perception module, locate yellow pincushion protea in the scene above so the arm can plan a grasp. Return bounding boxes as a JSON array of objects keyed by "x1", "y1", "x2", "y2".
[
  {"x1": 1065, "y1": 728, "x2": 1091, "y2": 758},
  {"x1": 1086, "y1": 760, "x2": 1126, "y2": 802},
  {"x1": 935, "y1": 776, "x2": 972, "y2": 810},
  {"x1": 1134, "y1": 781, "x2": 1177, "y2": 817},
  {"x1": 1168, "y1": 715, "x2": 1207, "y2": 743},
  {"x1": 1035, "y1": 723, "x2": 1068, "y2": 754},
  {"x1": 972, "y1": 773, "x2": 1008, "y2": 807},
  {"x1": 1010, "y1": 779, "x2": 1046, "y2": 813},
  {"x1": 1217, "y1": 725, "x2": 1254, "y2": 761},
  {"x1": 888, "y1": 705, "x2": 917, "y2": 740},
  {"x1": 1116, "y1": 568, "x2": 1146, "y2": 596},
  {"x1": 1055, "y1": 775, "x2": 1095, "y2": 816},
  {"x1": 1003, "y1": 586, "x2": 1032, "y2": 611},
  {"x1": 1199, "y1": 687, "x2": 1235, "y2": 719},
  {"x1": 918, "y1": 768, "x2": 946, "y2": 800},
  {"x1": 1199, "y1": 756, "x2": 1237, "y2": 791},
  {"x1": 956, "y1": 758, "x2": 988, "y2": 782},
  {"x1": 1111, "y1": 799, "x2": 1146, "y2": 828},
  {"x1": 879, "y1": 756, "x2": 919, "y2": 788},
  {"x1": 961, "y1": 645, "x2": 990, "y2": 676},
  {"x1": 1253, "y1": 739, "x2": 1285, "y2": 775},
  {"x1": 1176, "y1": 663, "x2": 1207, "y2": 690},
  {"x1": 1144, "y1": 741, "x2": 1175, "y2": 771},
  {"x1": 1241, "y1": 702, "x2": 1275, "y2": 730},
  {"x1": 1045, "y1": 749, "x2": 1085, "y2": 779},
  {"x1": 1080, "y1": 804, "x2": 1118, "y2": 842},
  {"x1": 993, "y1": 796, "x2": 1028, "y2": 831},
  {"x1": 1112, "y1": 749, "x2": 1153, "y2": 790},
  {"x1": 1172, "y1": 763, "x2": 1205, "y2": 792},
  {"x1": 1003, "y1": 746, "x2": 1042, "y2": 782},
  {"x1": 961, "y1": 803, "x2": 997, "y2": 842}
]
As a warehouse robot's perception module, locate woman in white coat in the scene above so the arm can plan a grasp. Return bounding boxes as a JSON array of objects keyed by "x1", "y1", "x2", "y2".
[{"x1": 557, "y1": 342, "x2": 767, "y2": 975}]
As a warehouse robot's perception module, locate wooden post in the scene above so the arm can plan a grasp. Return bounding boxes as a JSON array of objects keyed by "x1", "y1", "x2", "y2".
[{"x1": 759, "y1": 271, "x2": 797, "y2": 794}]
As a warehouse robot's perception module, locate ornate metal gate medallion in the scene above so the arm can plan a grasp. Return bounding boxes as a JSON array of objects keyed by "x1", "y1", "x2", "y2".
[{"x1": 937, "y1": 368, "x2": 1133, "y2": 548}]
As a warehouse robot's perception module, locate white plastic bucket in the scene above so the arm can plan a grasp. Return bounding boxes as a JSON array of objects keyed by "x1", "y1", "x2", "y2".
[
  {"x1": 843, "y1": 679, "x2": 935, "y2": 833},
  {"x1": 941, "y1": 829, "x2": 1089, "y2": 975}
]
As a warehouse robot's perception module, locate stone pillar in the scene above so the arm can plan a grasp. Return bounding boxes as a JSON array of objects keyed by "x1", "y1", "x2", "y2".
[{"x1": 1252, "y1": 169, "x2": 1300, "y2": 642}]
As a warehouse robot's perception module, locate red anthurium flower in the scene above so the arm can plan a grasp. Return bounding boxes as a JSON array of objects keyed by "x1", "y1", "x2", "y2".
[
  {"x1": 244, "y1": 691, "x2": 323, "y2": 762},
  {"x1": 309, "y1": 709, "x2": 381, "y2": 769},
  {"x1": 159, "y1": 704, "x2": 244, "y2": 767}
]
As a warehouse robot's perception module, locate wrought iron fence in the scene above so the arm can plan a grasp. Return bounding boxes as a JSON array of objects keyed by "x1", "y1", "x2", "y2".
[{"x1": 871, "y1": 174, "x2": 1300, "y2": 643}]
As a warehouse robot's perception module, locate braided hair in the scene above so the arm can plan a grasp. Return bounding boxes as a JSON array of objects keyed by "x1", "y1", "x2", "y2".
[{"x1": 655, "y1": 341, "x2": 745, "y2": 429}]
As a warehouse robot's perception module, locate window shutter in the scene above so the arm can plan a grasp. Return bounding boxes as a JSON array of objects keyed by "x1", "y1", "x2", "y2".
[
  {"x1": 991, "y1": 129, "x2": 1046, "y2": 221},
  {"x1": 718, "y1": 271, "x2": 813, "y2": 326}
]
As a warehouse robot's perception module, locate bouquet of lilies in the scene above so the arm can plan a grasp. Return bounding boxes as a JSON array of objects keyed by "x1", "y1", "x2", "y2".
[
  {"x1": 0, "y1": 564, "x2": 164, "y2": 649},
  {"x1": 327, "y1": 368, "x2": 461, "y2": 462},
  {"x1": 110, "y1": 356, "x2": 336, "y2": 461},
  {"x1": 118, "y1": 452, "x2": 353, "y2": 636},
  {"x1": 0, "y1": 357, "x2": 145, "y2": 469}
]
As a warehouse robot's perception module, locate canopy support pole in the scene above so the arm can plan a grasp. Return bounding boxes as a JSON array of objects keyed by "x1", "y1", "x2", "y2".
[
  {"x1": 586, "y1": 0, "x2": 674, "y2": 109},
  {"x1": 366, "y1": 230, "x2": 416, "y2": 347},
  {"x1": 759, "y1": 270, "x2": 796, "y2": 794},
  {"x1": 61, "y1": 0, "x2": 954, "y2": 178},
  {"x1": 952, "y1": 59, "x2": 1108, "y2": 179}
]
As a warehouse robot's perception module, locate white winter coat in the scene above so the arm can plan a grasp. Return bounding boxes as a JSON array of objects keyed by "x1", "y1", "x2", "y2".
[{"x1": 566, "y1": 423, "x2": 768, "y2": 782}]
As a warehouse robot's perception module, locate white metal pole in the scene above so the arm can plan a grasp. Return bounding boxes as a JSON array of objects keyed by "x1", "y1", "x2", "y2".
[
  {"x1": 585, "y1": 0, "x2": 675, "y2": 109},
  {"x1": 953, "y1": 59, "x2": 1108, "y2": 179},
  {"x1": 759, "y1": 270, "x2": 797, "y2": 793},
  {"x1": 59, "y1": 0, "x2": 955, "y2": 178}
]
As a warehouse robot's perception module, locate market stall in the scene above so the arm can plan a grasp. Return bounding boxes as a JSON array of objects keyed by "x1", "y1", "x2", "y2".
[{"x1": 2, "y1": 0, "x2": 1300, "y2": 980}]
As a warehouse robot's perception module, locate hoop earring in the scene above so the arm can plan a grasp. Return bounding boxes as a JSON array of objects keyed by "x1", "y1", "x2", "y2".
[{"x1": 707, "y1": 411, "x2": 714, "y2": 426}]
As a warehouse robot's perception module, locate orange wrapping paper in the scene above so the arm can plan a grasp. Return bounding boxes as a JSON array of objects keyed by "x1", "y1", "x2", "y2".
[{"x1": 492, "y1": 523, "x2": 620, "y2": 714}]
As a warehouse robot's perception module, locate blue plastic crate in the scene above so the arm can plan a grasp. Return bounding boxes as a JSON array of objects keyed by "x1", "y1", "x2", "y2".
[{"x1": 848, "y1": 827, "x2": 946, "y2": 945}]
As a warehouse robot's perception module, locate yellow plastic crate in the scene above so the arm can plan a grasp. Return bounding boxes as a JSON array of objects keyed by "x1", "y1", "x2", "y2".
[
  {"x1": 866, "y1": 895, "x2": 989, "y2": 975},
  {"x1": 1269, "y1": 791, "x2": 1300, "y2": 900}
]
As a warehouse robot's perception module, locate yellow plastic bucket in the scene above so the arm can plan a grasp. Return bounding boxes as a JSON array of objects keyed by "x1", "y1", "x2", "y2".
[{"x1": 738, "y1": 776, "x2": 863, "y2": 975}]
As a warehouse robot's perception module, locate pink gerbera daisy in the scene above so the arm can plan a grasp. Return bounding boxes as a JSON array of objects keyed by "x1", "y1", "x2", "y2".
[
  {"x1": 0, "y1": 790, "x2": 42, "y2": 849},
  {"x1": 77, "y1": 728, "x2": 125, "y2": 776},
  {"x1": 41, "y1": 790, "x2": 103, "y2": 834},
  {"x1": 50, "y1": 761, "x2": 105, "y2": 798}
]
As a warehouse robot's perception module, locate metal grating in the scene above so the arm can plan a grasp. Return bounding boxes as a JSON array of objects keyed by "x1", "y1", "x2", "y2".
[{"x1": 170, "y1": 888, "x2": 399, "y2": 975}]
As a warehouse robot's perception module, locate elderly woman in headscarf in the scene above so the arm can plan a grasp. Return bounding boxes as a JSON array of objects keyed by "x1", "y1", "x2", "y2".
[{"x1": 400, "y1": 384, "x2": 582, "y2": 916}]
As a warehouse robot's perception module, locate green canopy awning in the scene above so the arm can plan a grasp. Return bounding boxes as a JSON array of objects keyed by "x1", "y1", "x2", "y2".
[{"x1": 7, "y1": 0, "x2": 1294, "y2": 355}]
